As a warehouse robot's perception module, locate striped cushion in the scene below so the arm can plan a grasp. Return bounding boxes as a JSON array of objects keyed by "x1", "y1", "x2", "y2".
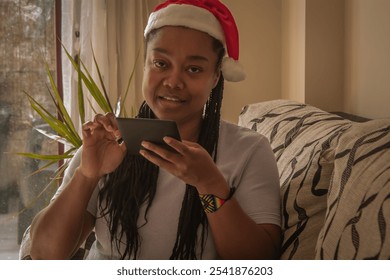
[
  {"x1": 316, "y1": 120, "x2": 390, "y2": 259},
  {"x1": 239, "y1": 100, "x2": 351, "y2": 259}
]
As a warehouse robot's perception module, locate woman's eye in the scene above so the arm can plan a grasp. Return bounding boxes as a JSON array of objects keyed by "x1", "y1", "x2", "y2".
[
  {"x1": 153, "y1": 60, "x2": 166, "y2": 68},
  {"x1": 187, "y1": 66, "x2": 202, "y2": 74}
]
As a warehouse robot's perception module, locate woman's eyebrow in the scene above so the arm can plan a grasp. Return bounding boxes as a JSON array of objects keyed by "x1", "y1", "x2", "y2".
[
  {"x1": 152, "y1": 47, "x2": 169, "y2": 55},
  {"x1": 187, "y1": 55, "x2": 209, "y2": 62},
  {"x1": 152, "y1": 47, "x2": 209, "y2": 62}
]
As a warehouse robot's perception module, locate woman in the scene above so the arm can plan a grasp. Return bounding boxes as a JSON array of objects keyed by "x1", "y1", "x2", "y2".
[{"x1": 30, "y1": 0, "x2": 281, "y2": 260}]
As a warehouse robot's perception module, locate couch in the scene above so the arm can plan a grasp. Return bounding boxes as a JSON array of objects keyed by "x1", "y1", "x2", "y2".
[
  {"x1": 238, "y1": 99, "x2": 390, "y2": 259},
  {"x1": 20, "y1": 99, "x2": 390, "y2": 260}
]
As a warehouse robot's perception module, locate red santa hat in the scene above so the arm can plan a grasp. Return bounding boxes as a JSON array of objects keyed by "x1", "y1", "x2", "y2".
[{"x1": 144, "y1": 0, "x2": 246, "y2": 82}]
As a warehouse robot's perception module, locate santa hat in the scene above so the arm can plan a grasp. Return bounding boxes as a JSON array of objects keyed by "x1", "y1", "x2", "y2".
[{"x1": 144, "y1": 0, "x2": 246, "y2": 82}]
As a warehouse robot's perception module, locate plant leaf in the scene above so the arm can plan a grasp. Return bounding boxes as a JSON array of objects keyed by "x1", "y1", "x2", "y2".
[
  {"x1": 44, "y1": 61, "x2": 79, "y2": 140},
  {"x1": 34, "y1": 127, "x2": 74, "y2": 146},
  {"x1": 61, "y1": 44, "x2": 112, "y2": 113},
  {"x1": 76, "y1": 54, "x2": 86, "y2": 124},
  {"x1": 116, "y1": 46, "x2": 141, "y2": 117},
  {"x1": 80, "y1": 59, "x2": 112, "y2": 113},
  {"x1": 16, "y1": 152, "x2": 73, "y2": 161},
  {"x1": 25, "y1": 92, "x2": 82, "y2": 147},
  {"x1": 91, "y1": 45, "x2": 113, "y2": 112}
]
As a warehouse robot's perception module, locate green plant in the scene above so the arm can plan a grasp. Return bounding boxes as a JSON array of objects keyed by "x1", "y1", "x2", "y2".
[{"x1": 18, "y1": 45, "x2": 138, "y2": 188}]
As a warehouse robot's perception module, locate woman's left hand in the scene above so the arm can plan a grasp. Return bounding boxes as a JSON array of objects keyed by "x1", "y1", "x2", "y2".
[
  {"x1": 141, "y1": 137, "x2": 281, "y2": 259},
  {"x1": 140, "y1": 137, "x2": 227, "y2": 194}
]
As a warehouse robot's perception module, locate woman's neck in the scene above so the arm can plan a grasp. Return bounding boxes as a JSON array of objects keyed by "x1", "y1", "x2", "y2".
[{"x1": 177, "y1": 118, "x2": 202, "y2": 142}]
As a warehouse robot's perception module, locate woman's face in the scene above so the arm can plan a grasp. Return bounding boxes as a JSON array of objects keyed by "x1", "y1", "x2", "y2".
[{"x1": 142, "y1": 26, "x2": 220, "y2": 129}]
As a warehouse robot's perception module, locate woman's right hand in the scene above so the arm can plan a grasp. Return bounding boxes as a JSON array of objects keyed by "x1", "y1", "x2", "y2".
[{"x1": 80, "y1": 112, "x2": 126, "y2": 179}]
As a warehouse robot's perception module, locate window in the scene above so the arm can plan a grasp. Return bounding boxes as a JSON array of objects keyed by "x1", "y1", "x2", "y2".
[{"x1": 0, "y1": 0, "x2": 57, "y2": 259}]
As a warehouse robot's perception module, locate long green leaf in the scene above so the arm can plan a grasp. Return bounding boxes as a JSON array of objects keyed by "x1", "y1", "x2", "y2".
[
  {"x1": 118, "y1": 46, "x2": 141, "y2": 117},
  {"x1": 91, "y1": 45, "x2": 113, "y2": 112},
  {"x1": 76, "y1": 54, "x2": 86, "y2": 124},
  {"x1": 44, "y1": 84, "x2": 81, "y2": 144},
  {"x1": 62, "y1": 44, "x2": 112, "y2": 113},
  {"x1": 34, "y1": 126, "x2": 74, "y2": 146},
  {"x1": 86, "y1": 97, "x2": 99, "y2": 115},
  {"x1": 24, "y1": 160, "x2": 62, "y2": 178},
  {"x1": 80, "y1": 59, "x2": 112, "y2": 113},
  {"x1": 25, "y1": 93, "x2": 82, "y2": 147},
  {"x1": 28, "y1": 98, "x2": 81, "y2": 147},
  {"x1": 44, "y1": 62, "x2": 79, "y2": 140},
  {"x1": 16, "y1": 152, "x2": 73, "y2": 161},
  {"x1": 16, "y1": 148, "x2": 76, "y2": 180}
]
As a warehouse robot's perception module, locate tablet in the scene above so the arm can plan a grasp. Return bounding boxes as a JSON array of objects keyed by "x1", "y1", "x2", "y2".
[{"x1": 116, "y1": 117, "x2": 181, "y2": 155}]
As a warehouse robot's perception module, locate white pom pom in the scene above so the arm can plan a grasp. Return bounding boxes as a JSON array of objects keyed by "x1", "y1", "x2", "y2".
[{"x1": 221, "y1": 57, "x2": 246, "y2": 82}]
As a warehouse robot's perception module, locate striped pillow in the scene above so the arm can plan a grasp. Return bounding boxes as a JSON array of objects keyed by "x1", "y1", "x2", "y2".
[
  {"x1": 316, "y1": 120, "x2": 390, "y2": 259},
  {"x1": 239, "y1": 100, "x2": 351, "y2": 259}
]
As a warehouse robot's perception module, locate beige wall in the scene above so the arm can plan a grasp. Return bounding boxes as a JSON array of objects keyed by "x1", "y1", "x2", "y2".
[
  {"x1": 220, "y1": 0, "x2": 390, "y2": 123},
  {"x1": 344, "y1": 0, "x2": 390, "y2": 119},
  {"x1": 281, "y1": 0, "x2": 306, "y2": 103},
  {"x1": 221, "y1": 0, "x2": 282, "y2": 123},
  {"x1": 305, "y1": 0, "x2": 345, "y2": 112}
]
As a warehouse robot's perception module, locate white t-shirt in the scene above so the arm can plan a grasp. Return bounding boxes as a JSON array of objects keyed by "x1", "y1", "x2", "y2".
[{"x1": 57, "y1": 120, "x2": 281, "y2": 259}]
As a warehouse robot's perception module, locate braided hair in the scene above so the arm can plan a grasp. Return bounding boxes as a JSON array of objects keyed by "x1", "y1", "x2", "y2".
[{"x1": 98, "y1": 30, "x2": 226, "y2": 259}]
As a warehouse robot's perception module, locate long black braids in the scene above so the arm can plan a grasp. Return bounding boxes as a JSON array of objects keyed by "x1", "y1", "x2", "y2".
[
  {"x1": 98, "y1": 32, "x2": 226, "y2": 259},
  {"x1": 98, "y1": 104, "x2": 159, "y2": 259},
  {"x1": 170, "y1": 75, "x2": 224, "y2": 259}
]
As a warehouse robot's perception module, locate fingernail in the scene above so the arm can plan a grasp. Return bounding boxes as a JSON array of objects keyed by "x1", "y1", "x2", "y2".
[{"x1": 141, "y1": 141, "x2": 148, "y2": 148}]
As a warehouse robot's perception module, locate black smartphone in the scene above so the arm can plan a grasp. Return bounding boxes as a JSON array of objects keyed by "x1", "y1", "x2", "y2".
[{"x1": 116, "y1": 117, "x2": 181, "y2": 155}]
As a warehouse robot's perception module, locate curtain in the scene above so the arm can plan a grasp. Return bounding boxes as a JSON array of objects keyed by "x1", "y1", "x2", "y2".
[{"x1": 61, "y1": 0, "x2": 162, "y2": 135}]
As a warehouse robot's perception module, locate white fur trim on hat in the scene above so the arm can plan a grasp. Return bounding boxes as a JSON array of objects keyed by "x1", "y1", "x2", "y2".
[{"x1": 144, "y1": 4, "x2": 225, "y2": 44}]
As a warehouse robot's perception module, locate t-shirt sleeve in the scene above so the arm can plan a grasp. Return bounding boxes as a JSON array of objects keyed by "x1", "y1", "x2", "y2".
[
  {"x1": 51, "y1": 146, "x2": 99, "y2": 217},
  {"x1": 51, "y1": 147, "x2": 82, "y2": 201},
  {"x1": 230, "y1": 136, "x2": 281, "y2": 226}
]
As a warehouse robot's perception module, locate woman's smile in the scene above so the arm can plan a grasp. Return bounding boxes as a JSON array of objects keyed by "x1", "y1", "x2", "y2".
[{"x1": 158, "y1": 95, "x2": 185, "y2": 103}]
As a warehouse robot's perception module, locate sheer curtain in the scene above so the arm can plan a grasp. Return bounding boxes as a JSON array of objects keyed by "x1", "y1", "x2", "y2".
[{"x1": 61, "y1": 0, "x2": 161, "y2": 134}]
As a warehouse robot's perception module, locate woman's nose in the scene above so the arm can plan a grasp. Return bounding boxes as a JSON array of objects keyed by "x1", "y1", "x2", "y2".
[{"x1": 163, "y1": 69, "x2": 184, "y2": 90}]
